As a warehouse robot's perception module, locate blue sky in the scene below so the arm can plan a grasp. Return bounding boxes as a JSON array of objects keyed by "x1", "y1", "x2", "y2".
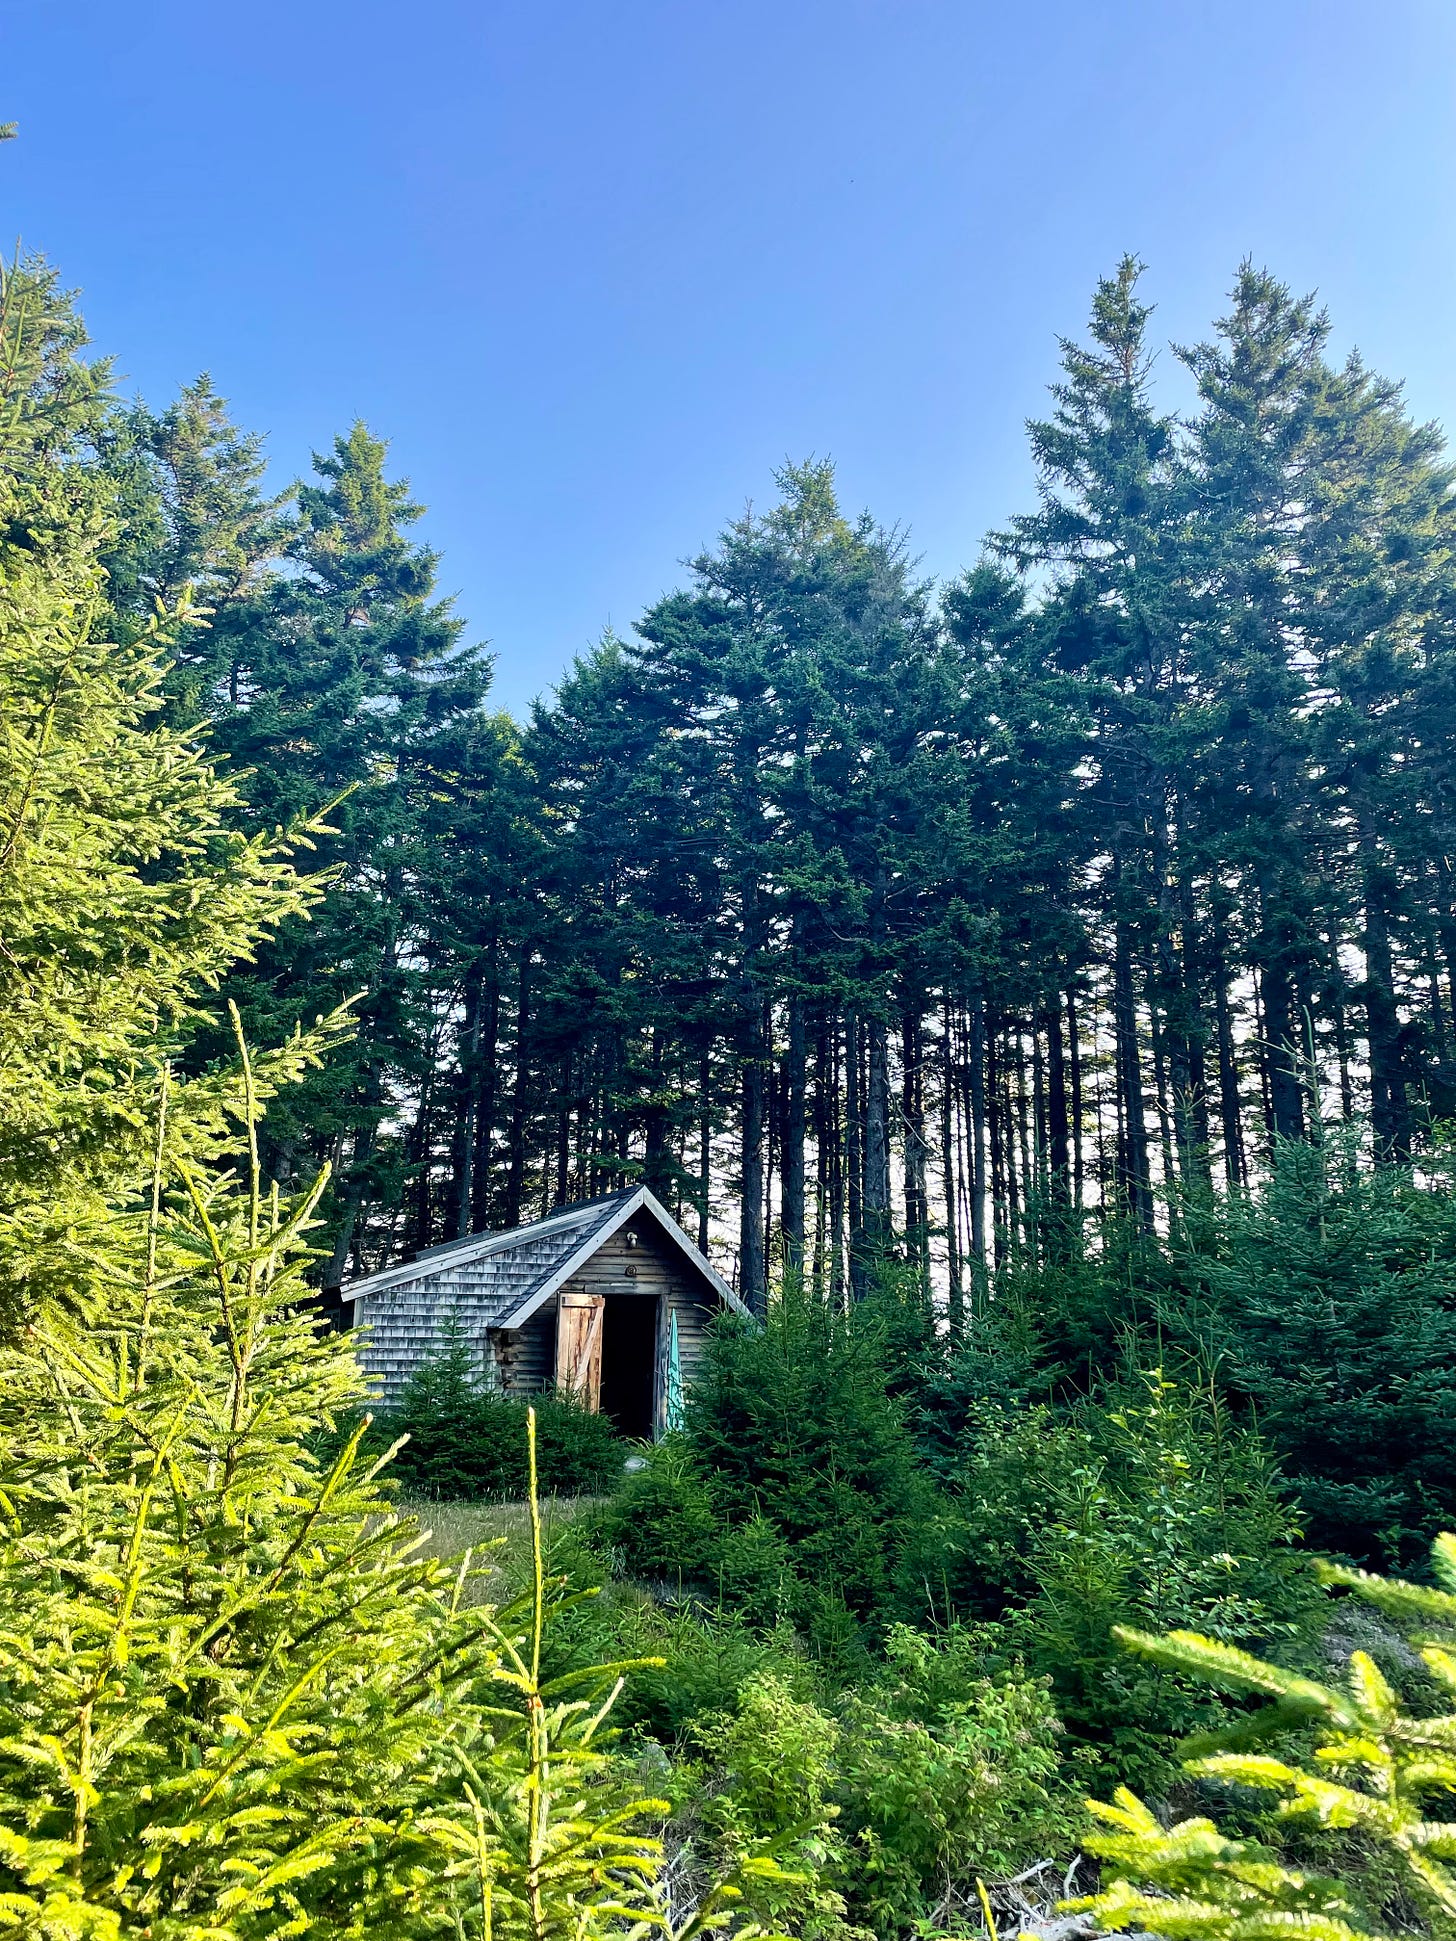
[{"x1": 5, "y1": 1, "x2": 1456, "y2": 713}]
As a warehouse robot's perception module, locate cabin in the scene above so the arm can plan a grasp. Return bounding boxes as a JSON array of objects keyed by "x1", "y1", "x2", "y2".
[{"x1": 339, "y1": 1186, "x2": 751, "y2": 1437}]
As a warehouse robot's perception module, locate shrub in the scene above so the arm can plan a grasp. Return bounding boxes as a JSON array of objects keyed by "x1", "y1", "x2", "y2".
[
  {"x1": 1075, "y1": 1530, "x2": 1456, "y2": 1941},
  {"x1": 600, "y1": 1286, "x2": 941, "y2": 1648},
  {"x1": 375, "y1": 1338, "x2": 625, "y2": 1499},
  {"x1": 834, "y1": 1624, "x2": 1074, "y2": 1935},
  {"x1": 613, "y1": 1607, "x2": 819, "y2": 1744},
  {"x1": 0, "y1": 1071, "x2": 710, "y2": 1938},
  {"x1": 596, "y1": 1435, "x2": 725, "y2": 1586},
  {"x1": 1176, "y1": 1128, "x2": 1456, "y2": 1567},
  {"x1": 942, "y1": 1369, "x2": 1319, "y2": 1789},
  {"x1": 689, "y1": 1674, "x2": 865, "y2": 1941}
]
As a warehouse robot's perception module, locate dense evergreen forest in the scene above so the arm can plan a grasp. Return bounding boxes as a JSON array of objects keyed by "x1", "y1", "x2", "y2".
[
  {"x1": 58, "y1": 252, "x2": 1456, "y2": 1320},
  {"x1": 3, "y1": 228, "x2": 1455, "y2": 1941}
]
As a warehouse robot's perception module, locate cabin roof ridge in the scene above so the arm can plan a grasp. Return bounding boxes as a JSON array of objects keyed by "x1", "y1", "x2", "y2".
[{"x1": 494, "y1": 1185, "x2": 747, "y2": 1329}]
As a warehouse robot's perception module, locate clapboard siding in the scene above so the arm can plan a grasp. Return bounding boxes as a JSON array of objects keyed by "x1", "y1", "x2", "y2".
[
  {"x1": 571, "y1": 1218, "x2": 721, "y2": 1399},
  {"x1": 569, "y1": 1217, "x2": 679, "y2": 1297}
]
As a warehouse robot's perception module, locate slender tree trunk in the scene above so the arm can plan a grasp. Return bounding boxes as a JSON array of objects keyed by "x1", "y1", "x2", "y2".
[
  {"x1": 1361, "y1": 827, "x2": 1411, "y2": 1160},
  {"x1": 782, "y1": 994, "x2": 807, "y2": 1272},
  {"x1": 1045, "y1": 986, "x2": 1072, "y2": 1224},
  {"x1": 812, "y1": 1014, "x2": 831, "y2": 1300},
  {"x1": 503, "y1": 952, "x2": 531, "y2": 1226},
  {"x1": 325, "y1": 1125, "x2": 375, "y2": 1288},
  {"x1": 864, "y1": 1012, "x2": 891, "y2": 1260},
  {"x1": 1211, "y1": 909, "x2": 1245, "y2": 1189},
  {"x1": 470, "y1": 953, "x2": 501, "y2": 1229},
  {"x1": 1112, "y1": 879, "x2": 1154, "y2": 1231},
  {"x1": 739, "y1": 1007, "x2": 767, "y2": 1315},
  {"x1": 697, "y1": 1046, "x2": 713, "y2": 1254},
  {"x1": 941, "y1": 1000, "x2": 963, "y2": 1335},
  {"x1": 1149, "y1": 996, "x2": 1177, "y2": 1192},
  {"x1": 1178, "y1": 869, "x2": 1212, "y2": 1169},
  {"x1": 555, "y1": 1057, "x2": 571, "y2": 1206},
  {"x1": 901, "y1": 1004, "x2": 929, "y2": 1299},
  {"x1": 845, "y1": 1009, "x2": 864, "y2": 1296},
  {"x1": 1067, "y1": 984, "x2": 1085, "y2": 1208},
  {"x1": 967, "y1": 991, "x2": 988, "y2": 1289},
  {"x1": 828, "y1": 1013, "x2": 846, "y2": 1308},
  {"x1": 643, "y1": 1026, "x2": 670, "y2": 1200},
  {"x1": 986, "y1": 1022, "x2": 1006, "y2": 1266},
  {"x1": 409, "y1": 1068, "x2": 435, "y2": 1250},
  {"x1": 1256, "y1": 881, "x2": 1305, "y2": 1144},
  {"x1": 450, "y1": 966, "x2": 482, "y2": 1237}
]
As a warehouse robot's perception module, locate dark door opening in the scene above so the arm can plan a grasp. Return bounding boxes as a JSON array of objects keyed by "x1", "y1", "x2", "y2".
[{"x1": 599, "y1": 1295, "x2": 658, "y2": 1440}]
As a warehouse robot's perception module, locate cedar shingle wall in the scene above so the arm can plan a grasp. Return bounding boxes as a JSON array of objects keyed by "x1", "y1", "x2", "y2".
[
  {"x1": 351, "y1": 1227, "x2": 589, "y2": 1406},
  {"x1": 350, "y1": 1207, "x2": 731, "y2": 1413}
]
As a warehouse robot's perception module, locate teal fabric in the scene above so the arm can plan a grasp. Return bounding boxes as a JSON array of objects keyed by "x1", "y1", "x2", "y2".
[{"x1": 665, "y1": 1308, "x2": 685, "y2": 1432}]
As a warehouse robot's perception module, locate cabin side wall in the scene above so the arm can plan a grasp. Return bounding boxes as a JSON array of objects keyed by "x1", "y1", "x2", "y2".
[
  {"x1": 349, "y1": 1228, "x2": 585, "y2": 1406},
  {"x1": 489, "y1": 1308, "x2": 556, "y2": 1397}
]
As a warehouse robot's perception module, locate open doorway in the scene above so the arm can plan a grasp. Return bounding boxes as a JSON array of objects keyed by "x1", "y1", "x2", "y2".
[{"x1": 599, "y1": 1295, "x2": 658, "y2": 1439}]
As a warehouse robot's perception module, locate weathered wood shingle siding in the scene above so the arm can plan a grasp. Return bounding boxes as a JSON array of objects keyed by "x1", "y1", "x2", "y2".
[
  {"x1": 343, "y1": 1189, "x2": 745, "y2": 1412},
  {"x1": 350, "y1": 1215, "x2": 618, "y2": 1406}
]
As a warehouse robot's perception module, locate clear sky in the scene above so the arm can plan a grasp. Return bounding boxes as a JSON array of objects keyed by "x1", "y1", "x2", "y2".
[{"x1": 5, "y1": 2, "x2": 1456, "y2": 713}]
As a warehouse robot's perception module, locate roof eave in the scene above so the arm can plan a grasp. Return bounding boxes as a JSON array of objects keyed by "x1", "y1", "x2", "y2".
[{"x1": 496, "y1": 1186, "x2": 749, "y2": 1329}]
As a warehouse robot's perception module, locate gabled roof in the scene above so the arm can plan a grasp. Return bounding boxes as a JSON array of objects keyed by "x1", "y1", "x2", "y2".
[{"x1": 340, "y1": 1185, "x2": 749, "y2": 1328}]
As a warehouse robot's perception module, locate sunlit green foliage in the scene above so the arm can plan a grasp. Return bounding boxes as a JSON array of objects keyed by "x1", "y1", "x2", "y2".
[
  {"x1": 1077, "y1": 1533, "x2": 1456, "y2": 1941},
  {"x1": 0, "y1": 1052, "x2": 793, "y2": 1937},
  {"x1": 0, "y1": 254, "x2": 336, "y2": 1328}
]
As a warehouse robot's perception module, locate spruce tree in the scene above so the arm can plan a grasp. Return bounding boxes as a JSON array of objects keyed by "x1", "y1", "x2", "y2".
[
  {"x1": 0, "y1": 1051, "x2": 774, "y2": 1937},
  {"x1": 0, "y1": 255, "x2": 331, "y2": 1325},
  {"x1": 1176, "y1": 1127, "x2": 1456, "y2": 1566},
  {"x1": 1077, "y1": 1531, "x2": 1456, "y2": 1941},
  {"x1": 198, "y1": 423, "x2": 490, "y2": 1274}
]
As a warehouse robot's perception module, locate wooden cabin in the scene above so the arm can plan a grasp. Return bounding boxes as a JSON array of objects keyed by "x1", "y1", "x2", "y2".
[{"x1": 340, "y1": 1187, "x2": 750, "y2": 1437}]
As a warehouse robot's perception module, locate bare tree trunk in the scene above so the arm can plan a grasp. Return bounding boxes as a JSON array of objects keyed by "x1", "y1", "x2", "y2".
[
  {"x1": 901, "y1": 1004, "x2": 929, "y2": 1300},
  {"x1": 1112, "y1": 876, "x2": 1154, "y2": 1232},
  {"x1": 1361, "y1": 827, "x2": 1411, "y2": 1160},
  {"x1": 470, "y1": 951, "x2": 501, "y2": 1230},
  {"x1": 967, "y1": 992, "x2": 988, "y2": 1291},
  {"x1": 845, "y1": 1008, "x2": 865, "y2": 1298},
  {"x1": 942, "y1": 1000, "x2": 963, "y2": 1335},
  {"x1": 739, "y1": 1011, "x2": 766, "y2": 1315},
  {"x1": 782, "y1": 994, "x2": 807, "y2": 1272},
  {"x1": 503, "y1": 952, "x2": 531, "y2": 1226}
]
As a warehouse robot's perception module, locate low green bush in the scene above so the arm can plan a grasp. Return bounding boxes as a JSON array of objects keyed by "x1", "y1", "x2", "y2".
[
  {"x1": 597, "y1": 1287, "x2": 943, "y2": 1652},
  {"x1": 672, "y1": 1622, "x2": 1075, "y2": 1939},
  {"x1": 950, "y1": 1370, "x2": 1321, "y2": 1790},
  {"x1": 687, "y1": 1672, "x2": 867, "y2": 1941},
  {"x1": 834, "y1": 1623, "x2": 1075, "y2": 1934},
  {"x1": 373, "y1": 1339, "x2": 625, "y2": 1499}
]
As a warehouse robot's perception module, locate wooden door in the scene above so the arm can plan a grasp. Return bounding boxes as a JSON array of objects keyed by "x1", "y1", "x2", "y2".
[{"x1": 555, "y1": 1289, "x2": 605, "y2": 1410}]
